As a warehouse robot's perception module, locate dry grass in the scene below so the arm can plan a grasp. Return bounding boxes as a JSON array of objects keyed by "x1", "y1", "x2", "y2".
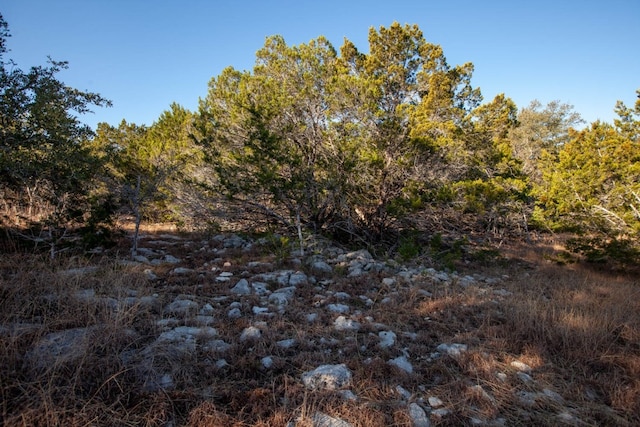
[{"x1": 1, "y1": 231, "x2": 639, "y2": 426}]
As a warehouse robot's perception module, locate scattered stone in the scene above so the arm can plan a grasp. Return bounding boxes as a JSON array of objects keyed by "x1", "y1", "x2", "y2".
[
  {"x1": 396, "y1": 385, "x2": 412, "y2": 400},
  {"x1": 510, "y1": 360, "x2": 532, "y2": 372},
  {"x1": 542, "y1": 388, "x2": 564, "y2": 404},
  {"x1": 516, "y1": 372, "x2": 534, "y2": 383},
  {"x1": 252, "y1": 306, "x2": 270, "y2": 315},
  {"x1": 334, "y1": 291, "x2": 350, "y2": 300},
  {"x1": 378, "y1": 330, "x2": 396, "y2": 348},
  {"x1": 428, "y1": 396, "x2": 444, "y2": 408},
  {"x1": 73, "y1": 288, "x2": 96, "y2": 301},
  {"x1": 339, "y1": 390, "x2": 358, "y2": 401},
  {"x1": 171, "y1": 266, "x2": 193, "y2": 275},
  {"x1": 516, "y1": 391, "x2": 539, "y2": 407},
  {"x1": 309, "y1": 412, "x2": 353, "y2": 427},
  {"x1": 430, "y1": 408, "x2": 451, "y2": 418},
  {"x1": 200, "y1": 303, "x2": 214, "y2": 315},
  {"x1": 252, "y1": 282, "x2": 270, "y2": 296},
  {"x1": 58, "y1": 266, "x2": 99, "y2": 276},
  {"x1": 28, "y1": 326, "x2": 100, "y2": 369},
  {"x1": 468, "y1": 384, "x2": 496, "y2": 403},
  {"x1": 144, "y1": 269, "x2": 158, "y2": 280},
  {"x1": 327, "y1": 303, "x2": 350, "y2": 314},
  {"x1": 557, "y1": 411, "x2": 580, "y2": 425},
  {"x1": 261, "y1": 356, "x2": 274, "y2": 369},
  {"x1": 240, "y1": 326, "x2": 262, "y2": 341},
  {"x1": 231, "y1": 279, "x2": 251, "y2": 295},
  {"x1": 334, "y1": 316, "x2": 361, "y2": 331},
  {"x1": 302, "y1": 364, "x2": 352, "y2": 391},
  {"x1": 436, "y1": 343, "x2": 468, "y2": 357},
  {"x1": 382, "y1": 277, "x2": 396, "y2": 286},
  {"x1": 277, "y1": 338, "x2": 296, "y2": 349},
  {"x1": 228, "y1": 307, "x2": 242, "y2": 318},
  {"x1": 310, "y1": 260, "x2": 333, "y2": 275},
  {"x1": 288, "y1": 271, "x2": 308, "y2": 286},
  {"x1": 164, "y1": 298, "x2": 199, "y2": 315},
  {"x1": 163, "y1": 254, "x2": 181, "y2": 264},
  {"x1": 203, "y1": 339, "x2": 231, "y2": 352},
  {"x1": 408, "y1": 403, "x2": 431, "y2": 427},
  {"x1": 133, "y1": 255, "x2": 150, "y2": 264},
  {"x1": 388, "y1": 355, "x2": 413, "y2": 374}
]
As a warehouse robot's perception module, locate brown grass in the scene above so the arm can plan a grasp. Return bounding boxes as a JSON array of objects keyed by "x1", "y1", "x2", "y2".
[{"x1": 1, "y1": 231, "x2": 639, "y2": 426}]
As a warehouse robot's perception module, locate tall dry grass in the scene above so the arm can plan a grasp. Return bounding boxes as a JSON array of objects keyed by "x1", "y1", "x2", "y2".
[{"x1": 0, "y1": 236, "x2": 639, "y2": 426}]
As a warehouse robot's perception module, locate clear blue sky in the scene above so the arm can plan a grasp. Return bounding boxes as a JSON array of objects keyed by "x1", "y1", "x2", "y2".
[{"x1": 3, "y1": 0, "x2": 639, "y2": 130}]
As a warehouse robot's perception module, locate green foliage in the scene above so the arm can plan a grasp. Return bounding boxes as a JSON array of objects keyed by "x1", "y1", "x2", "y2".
[
  {"x1": 429, "y1": 233, "x2": 467, "y2": 270},
  {"x1": 508, "y1": 100, "x2": 583, "y2": 183},
  {"x1": 397, "y1": 233, "x2": 422, "y2": 261},
  {"x1": 0, "y1": 14, "x2": 111, "y2": 255},
  {"x1": 196, "y1": 22, "x2": 496, "y2": 244},
  {"x1": 534, "y1": 92, "x2": 640, "y2": 264}
]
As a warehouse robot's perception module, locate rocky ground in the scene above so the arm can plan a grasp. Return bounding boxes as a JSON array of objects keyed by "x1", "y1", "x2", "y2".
[{"x1": 3, "y1": 232, "x2": 638, "y2": 426}]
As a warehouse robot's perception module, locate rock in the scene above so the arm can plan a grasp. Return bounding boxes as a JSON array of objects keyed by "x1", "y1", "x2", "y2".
[
  {"x1": 288, "y1": 271, "x2": 308, "y2": 286},
  {"x1": 261, "y1": 356, "x2": 274, "y2": 369},
  {"x1": 222, "y1": 234, "x2": 247, "y2": 248},
  {"x1": 396, "y1": 385, "x2": 412, "y2": 400},
  {"x1": 302, "y1": 364, "x2": 352, "y2": 391},
  {"x1": 164, "y1": 298, "x2": 199, "y2": 315},
  {"x1": 516, "y1": 372, "x2": 533, "y2": 383},
  {"x1": 28, "y1": 326, "x2": 100, "y2": 369},
  {"x1": 310, "y1": 260, "x2": 333, "y2": 275},
  {"x1": 240, "y1": 326, "x2": 262, "y2": 341},
  {"x1": 333, "y1": 316, "x2": 361, "y2": 331},
  {"x1": 231, "y1": 278, "x2": 251, "y2": 295},
  {"x1": 388, "y1": 355, "x2": 413, "y2": 374},
  {"x1": 156, "y1": 326, "x2": 218, "y2": 351},
  {"x1": 436, "y1": 343, "x2": 468, "y2": 357},
  {"x1": 334, "y1": 292, "x2": 350, "y2": 300},
  {"x1": 203, "y1": 339, "x2": 231, "y2": 352},
  {"x1": 277, "y1": 338, "x2": 296, "y2": 349},
  {"x1": 378, "y1": 331, "x2": 397, "y2": 349},
  {"x1": 133, "y1": 255, "x2": 150, "y2": 263},
  {"x1": 542, "y1": 388, "x2": 564, "y2": 404},
  {"x1": 252, "y1": 306, "x2": 270, "y2": 315},
  {"x1": 252, "y1": 282, "x2": 270, "y2": 296},
  {"x1": 172, "y1": 267, "x2": 194, "y2": 275},
  {"x1": 516, "y1": 391, "x2": 539, "y2": 407},
  {"x1": 200, "y1": 303, "x2": 214, "y2": 315},
  {"x1": 73, "y1": 288, "x2": 96, "y2": 301},
  {"x1": 144, "y1": 269, "x2": 158, "y2": 280},
  {"x1": 163, "y1": 254, "x2": 181, "y2": 264},
  {"x1": 216, "y1": 271, "x2": 233, "y2": 282},
  {"x1": 557, "y1": 411, "x2": 580, "y2": 425},
  {"x1": 428, "y1": 396, "x2": 444, "y2": 408},
  {"x1": 327, "y1": 303, "x2": 350, "y2": 314},
  {"x1": 228, "y1": 307, "x2": 242, "y2": 318},
  {"x1": 58, "y1": 266, "x2": 99, "y2": 276},
  {"x1": 431, "y1": 408, "x2": 451, "y2": 418},
  {"x1": 310, "y1": 412, "x2": 353, "y2": 427},
  {"x1": 510, "y1": 360, "x2": 532, "y2": 372},
  {"x1": 408, "y1": 403, "x2": 431, "y2": 427},
  {"x1": 382, "y1": 277, "x2": 396, "y2": 286}
]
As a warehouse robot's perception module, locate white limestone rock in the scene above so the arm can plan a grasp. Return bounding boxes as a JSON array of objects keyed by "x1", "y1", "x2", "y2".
[{"x1": 302, "y1": 364, "x2": 352, "y2": 391}]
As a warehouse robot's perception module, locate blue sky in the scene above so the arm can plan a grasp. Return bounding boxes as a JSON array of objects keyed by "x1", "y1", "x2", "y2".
[{"x1": 3, "y1": 0, "x2": 639, "y2": 130}]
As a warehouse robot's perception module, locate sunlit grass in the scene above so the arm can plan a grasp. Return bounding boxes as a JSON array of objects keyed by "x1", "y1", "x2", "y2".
[{"x1": 1, "y1": 233, "x2": 639, "y2": 426}]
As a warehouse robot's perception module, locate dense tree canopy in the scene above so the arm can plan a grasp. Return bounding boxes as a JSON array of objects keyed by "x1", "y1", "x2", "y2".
[
  {"x1": 0, "y1": 14, "x2": 111, "y2": 254},
  {"x1": 0, "y1": 13, "x2": 637, "y2": 264}
]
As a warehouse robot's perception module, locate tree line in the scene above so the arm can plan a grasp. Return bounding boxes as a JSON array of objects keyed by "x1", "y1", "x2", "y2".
[{"x1": 1, "y1": 16, "x2": 638, "y2": 263}]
